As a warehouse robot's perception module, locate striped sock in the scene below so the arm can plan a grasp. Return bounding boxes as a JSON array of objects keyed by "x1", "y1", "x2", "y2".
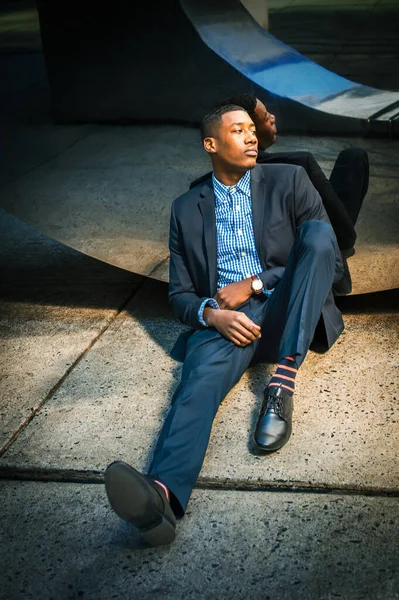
[
  {"x1": 153, "y1": 479, "x2": 170, "y2": 502},
  {"x1": 268, "y1": 356, "x2": 298, "y2": 395}
]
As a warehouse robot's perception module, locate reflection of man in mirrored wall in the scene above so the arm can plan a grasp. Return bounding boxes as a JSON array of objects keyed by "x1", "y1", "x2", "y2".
[
  {"x1": 104, "y1": 104, "x2": 345, "y2": 548},
  {"x1": 191, "y1": 94, "x2": 369, "y2": 296}
]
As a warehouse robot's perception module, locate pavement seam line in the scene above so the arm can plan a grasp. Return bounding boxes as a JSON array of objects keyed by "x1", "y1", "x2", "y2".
[
  {"x1": 0, "y1": 276, "x2": 147, "y2": 457},
  {"x1": 0, "y1": 469, "x2": 397, "y2": 498}
]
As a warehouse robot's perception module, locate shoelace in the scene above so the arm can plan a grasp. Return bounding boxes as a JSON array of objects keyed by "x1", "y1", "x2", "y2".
[{"x1": 261, "y1": 391, "x2": 284, "y2": 419}]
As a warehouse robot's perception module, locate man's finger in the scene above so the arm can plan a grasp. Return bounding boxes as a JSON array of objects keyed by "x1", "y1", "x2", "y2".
[
  {"x1": 230, "y1": 329, "x2": 253, "y2": 346},
  {"x1": 245, "y1": 318, "x2": 261, "y2": 330},
  {"x1": 246, "y1": 321, "x2": 261, "y2": 336},
  {"x1": 250, "y1": 325, "x2": 262, "y2": 338},
  {"x1": 236, "y1": 316, "x2": 261, "y2": 337},
  {"x1": 231, "y1": 336, "x2": 251, "y2": 347},
  {"x1": 239, "y1": 327, "x2": 257, "y2": 341},
  {"x1": 236, "y1": 313, "x2": 259, "y2": 327},
  {"x1": 231, "y1": 323, "x2": 257, "y2": 342}
]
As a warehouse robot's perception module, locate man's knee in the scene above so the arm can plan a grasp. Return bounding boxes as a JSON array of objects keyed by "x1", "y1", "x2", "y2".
[
  {"x1": 298, "y1": 219, "x2": 334, "y2": 240},
  {"x1": 336, "y1": 147, "x2": 369, "y2": 168},
  {"x1": 296, "y1": 220, "x2": 335, "y2": 255}
]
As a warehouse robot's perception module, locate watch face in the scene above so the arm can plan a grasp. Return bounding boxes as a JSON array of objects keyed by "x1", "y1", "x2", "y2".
[{"x1": 252, "y1": 278, "x2": 263, "y2": 292}]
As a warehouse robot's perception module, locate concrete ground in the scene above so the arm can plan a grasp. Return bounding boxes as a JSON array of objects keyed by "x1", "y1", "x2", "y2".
[
  {"x1": 1, "y1": 207, "x2": 398, "y2": 600},
  {"x1": 0, "y1": 2, "x2": 398, "y2": 599}
]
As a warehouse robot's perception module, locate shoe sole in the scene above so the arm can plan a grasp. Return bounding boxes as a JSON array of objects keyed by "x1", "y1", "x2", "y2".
[
  {"x1": 104, "y1": 461, "x2": 176, "y2": 547},
  {"x1": 252, "y1": 432, "x2": 292, "y2": 454},
  {"x1": 252, "y1": 440, "x2": 284, "y2": 454}
]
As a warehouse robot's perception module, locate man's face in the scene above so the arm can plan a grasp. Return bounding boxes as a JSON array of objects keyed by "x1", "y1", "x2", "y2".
[
  {"x1": 205, "y1": 110, "x2": 258, "y2": 170},
  {"x1": 252, "y1": 99, "x2": 277, "y2": 150}
]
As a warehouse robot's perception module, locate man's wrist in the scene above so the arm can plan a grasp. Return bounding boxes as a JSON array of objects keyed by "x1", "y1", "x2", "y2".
[
  {"x1": 203, "y1": 306, "x2": 219, "y2": 327},
  {"x1": 198, "y1": 297, "x2": 220, "y2": 326},
  {"x1": 246, "y1": 277, "x2": 252, "y2": 296}
]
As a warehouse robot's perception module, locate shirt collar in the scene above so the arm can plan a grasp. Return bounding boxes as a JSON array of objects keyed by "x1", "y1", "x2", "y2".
[{"x1": 212, "y1": 170, "x2": 251, "y2": 203}]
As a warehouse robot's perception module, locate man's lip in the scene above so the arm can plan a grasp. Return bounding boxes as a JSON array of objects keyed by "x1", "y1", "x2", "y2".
[{"x1": 245, "y1": 149, "x2": 258, "y2": 156}]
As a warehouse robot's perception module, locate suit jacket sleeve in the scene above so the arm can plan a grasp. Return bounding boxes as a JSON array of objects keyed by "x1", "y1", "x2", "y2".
[
  {"x1": 168, "y1": 200, "x2": 208, "y2": 329},
  {"x1": 291, "y1": 166, "x2": 344, "y2": 283}
]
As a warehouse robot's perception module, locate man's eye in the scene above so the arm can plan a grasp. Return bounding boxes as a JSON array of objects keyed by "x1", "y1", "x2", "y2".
[{"x1": 234, "y1": 129, "x2": 242, "y2": 133}]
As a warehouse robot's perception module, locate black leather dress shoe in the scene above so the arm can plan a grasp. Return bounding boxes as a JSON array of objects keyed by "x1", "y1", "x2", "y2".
[
  {"x1": 105, "y1": 461, "x2": 176, "y2": 546},
  {"x1": 253, "y1": 385, "x2": 294, "y2": 452}
]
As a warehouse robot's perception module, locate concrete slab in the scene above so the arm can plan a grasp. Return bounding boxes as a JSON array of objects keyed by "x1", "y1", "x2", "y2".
[
  {"x1": 204, "y1": 313, "x2": 399, "y2": 492},
  {"x1": 2, "y1": 277, "x2": 397, "y2": 493},
  {"x1": 0, "y1": 278, "x2": 183, "y2": 476},
  {"x1": 0, "y1": 208, "x2": 142, "y2": 454},
  {"x1": 1, "y1": 481, "x2": 398, "y2": 600}
]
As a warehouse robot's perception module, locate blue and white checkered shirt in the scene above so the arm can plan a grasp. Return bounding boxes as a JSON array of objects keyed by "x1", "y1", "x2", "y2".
[{"x1": 198, "y1": 170, "x2": 271, "y2": 326}]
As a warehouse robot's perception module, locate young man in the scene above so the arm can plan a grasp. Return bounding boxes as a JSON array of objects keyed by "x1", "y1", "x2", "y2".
[
  {"x1": 191, "y1": 93, "x2": 369, "y2": 295},
  {"x1": 105, "y1": 105, "x2": 344, "y2": 547}
]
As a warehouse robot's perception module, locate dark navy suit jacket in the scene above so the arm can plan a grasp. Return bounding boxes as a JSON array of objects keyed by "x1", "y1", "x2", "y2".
[{"x1": 169, "y1": 163, "x2": 344, "y2": 359}]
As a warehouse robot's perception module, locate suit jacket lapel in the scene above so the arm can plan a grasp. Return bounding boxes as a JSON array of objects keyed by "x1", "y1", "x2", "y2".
[
  {"x1": 251, "y1": 165, "x2": 266, "y2": 269},
  {"x1": 198, "y1": 181, "x2": 218, "y2": 296}
]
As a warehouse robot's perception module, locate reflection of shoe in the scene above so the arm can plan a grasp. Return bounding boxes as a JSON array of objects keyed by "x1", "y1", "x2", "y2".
[
  {"x1": 253, "y1": 385, "x2": 293, "y2": 453},
  {"x1": 341, "y1": 246, "x2": 355, "y2": 259},
  {"x1": 333, "y1": 256, "x2": 352, "y2": 296},
  {"x1": 105, "y1": 461, "x2": 176, "y2": 546}
]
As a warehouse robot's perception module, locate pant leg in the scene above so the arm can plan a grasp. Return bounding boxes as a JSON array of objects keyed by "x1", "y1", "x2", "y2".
[
  {"x1": 329, "y1": 148, "x2": 369, "y2": 226},
  {"x1": 148, "y1": 300, "x2": 268, "y2": 517},
  {"x1": 253, "y1": 220, "x2": 338, "y2": 367},
  {"x1": 149, "y1": 221, "x2": 338, "y2": 515}
]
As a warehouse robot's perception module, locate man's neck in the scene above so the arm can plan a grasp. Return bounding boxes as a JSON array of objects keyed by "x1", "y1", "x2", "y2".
[{"x1": 212, "y1": 167, "x2": 248, "y2": 187}]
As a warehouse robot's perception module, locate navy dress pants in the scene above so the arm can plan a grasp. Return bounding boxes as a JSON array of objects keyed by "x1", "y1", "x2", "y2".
[{"x1": 148, "y1": 220, "x2": 340, "y2": 517}]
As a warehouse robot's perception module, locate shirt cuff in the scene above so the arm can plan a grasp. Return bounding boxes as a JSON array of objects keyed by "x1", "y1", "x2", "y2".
[
  {"x1": 198, "y1": 297, "x2": 220, "y2": 327},
  {"x1": 262, "y1": 287, "x2": 274, "y2": 298}
]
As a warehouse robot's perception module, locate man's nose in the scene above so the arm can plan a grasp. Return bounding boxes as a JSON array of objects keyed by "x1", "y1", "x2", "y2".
[{"x1": 245, "y1": 130, "x2": 257, "y2": 143}]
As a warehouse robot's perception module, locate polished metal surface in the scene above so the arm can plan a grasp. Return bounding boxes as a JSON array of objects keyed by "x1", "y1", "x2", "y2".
[
  {"x1": 1, "y1": 1, "x2": 398, "y2": 295},
  {"x1": 181, "y1": 0, "x2": 399, "y2": 122}
]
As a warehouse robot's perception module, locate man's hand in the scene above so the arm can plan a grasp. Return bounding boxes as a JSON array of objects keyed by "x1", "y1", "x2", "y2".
[
  {"x1": 203, "y1": 308, "x2": 261, "y2": 347},
  {"x1": 214, "y1": 279, "x2": 253, "y2": 310}
]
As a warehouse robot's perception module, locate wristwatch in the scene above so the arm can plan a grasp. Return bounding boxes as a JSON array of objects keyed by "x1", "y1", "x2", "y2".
[{"x1": 250, "y1": 275, "x2": 263, "y2": 294}]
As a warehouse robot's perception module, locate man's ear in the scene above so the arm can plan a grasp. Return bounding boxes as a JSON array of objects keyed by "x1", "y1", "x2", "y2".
[{"x1": 203, "y1": 136, "x2": 217, "y2": 154}]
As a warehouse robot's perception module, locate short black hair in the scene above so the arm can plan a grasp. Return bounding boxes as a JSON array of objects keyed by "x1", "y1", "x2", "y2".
[
  {"x1": 200, "y1": 103, "x2": 249, "y2": 141},
  {"x1": 215, "y1": 94, "x2": 258, "y2": 118}
]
